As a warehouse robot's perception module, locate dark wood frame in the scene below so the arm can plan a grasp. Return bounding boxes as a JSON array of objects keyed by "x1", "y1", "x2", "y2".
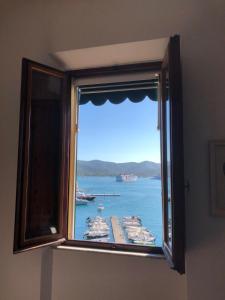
[
  {"x1": 209, "y1": 140, "x2": 225, "y2": 217},
  {"x1": 160, "y1": 36, "x2": 185, "y2": 273},
  {"x1": 64, "y1": 36, "x2": 185, "y2": 272},
  {"x1": 67, "y1": 61, "x2": 161, "y2": 78},
  {"x1": 14, "y1": 59, "x2": 70, "y2": 252},
  {"x1": 14, "y1": 36, "x2": 185, "y2": 273},
  {"x1": 14, "y1": 59, "x2": 163, "y2": 256},
  {"x1": 63, "y1": 240, "x2": 163, "y2": 255},
  {"x1": 160, "y1": 51, "x2": 174, "y2": 265},
  {"x1": 64, "y1": 60, "x2": 164, "y2": 257}
]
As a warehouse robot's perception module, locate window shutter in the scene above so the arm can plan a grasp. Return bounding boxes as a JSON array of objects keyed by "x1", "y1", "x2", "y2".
[
  {"x1": 14, "y1": 59, "x2": 70, "y2": 252},
  {"x1": 160, "y1": 36, "x2": 185, "y2": 273}
]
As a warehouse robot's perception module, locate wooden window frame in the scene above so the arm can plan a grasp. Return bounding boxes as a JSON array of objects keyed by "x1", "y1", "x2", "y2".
[
  {"x1": 65, "y1": 36, "x2": 185, "y2": 273},
  {"x1": 14, "y1": 35, "x2": 185, "y2": 273},
  {"x1": 64, "y1": 61, "x2": 164, "y2": 256},
  {"x1": 14, "y1": 59, "x2": 71, "y2": 252}
]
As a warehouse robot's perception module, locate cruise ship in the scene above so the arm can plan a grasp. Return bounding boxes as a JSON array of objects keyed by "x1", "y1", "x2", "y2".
[{"x1": 116, "y1": 174, "x2": 138, "y2": 182}]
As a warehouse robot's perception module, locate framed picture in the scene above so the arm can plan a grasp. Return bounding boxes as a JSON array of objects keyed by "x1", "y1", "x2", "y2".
[{"x1": 209, "y1": 140, "x2": 225, "y2": 217}]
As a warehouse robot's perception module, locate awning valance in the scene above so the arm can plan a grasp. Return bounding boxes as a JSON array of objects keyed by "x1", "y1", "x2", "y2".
[{"x1": 79, "y1": 79, "x2": 159, "y2": 106}]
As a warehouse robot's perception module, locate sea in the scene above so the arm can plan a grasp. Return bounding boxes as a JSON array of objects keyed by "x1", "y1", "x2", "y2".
[{"x1": 74, "y1": 176, "x2": 162, "y2": 247}]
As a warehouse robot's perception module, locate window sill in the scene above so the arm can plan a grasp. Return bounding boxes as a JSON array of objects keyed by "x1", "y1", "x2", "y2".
[{"x1": 54, "y1": 240, "x2": 164, "y2": 259}]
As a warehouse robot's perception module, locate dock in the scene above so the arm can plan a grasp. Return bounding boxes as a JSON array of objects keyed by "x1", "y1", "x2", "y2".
[
  {"x1": 92, "y1": 193, "x2": 120, "y2": 197},
  {"x1": 111, "y1": 216, "x2": 126, "y2": 244}
]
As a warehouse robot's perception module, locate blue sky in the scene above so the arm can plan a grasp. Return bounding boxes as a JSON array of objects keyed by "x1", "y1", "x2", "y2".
[{"x1": 77, "y1": 97, "x2": 160, "y2": 163}]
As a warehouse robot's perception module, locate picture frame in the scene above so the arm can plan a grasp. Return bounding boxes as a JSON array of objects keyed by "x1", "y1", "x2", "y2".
[{"x1": 209, "y1": 140, "x2": 225, "y2": 217}]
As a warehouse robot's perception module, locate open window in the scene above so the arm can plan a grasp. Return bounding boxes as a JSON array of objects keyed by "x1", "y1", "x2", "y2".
[
  {"x1": 13, "y1": 60, "x2": 70, "y2": 251},
  {"x1": 14, "y1": 35, "x2": 185, "y2": 273},
  {"x1": 160, "y1": 36, "x2": 185, "y2": 273},
  {"x1": 68, "y1": 73, "x2": 163, "y2": 253}
]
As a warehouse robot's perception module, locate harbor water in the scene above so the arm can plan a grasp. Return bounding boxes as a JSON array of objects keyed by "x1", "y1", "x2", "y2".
[{"x1": 74, "y1": 176, "x2": 162, "y2": 247}]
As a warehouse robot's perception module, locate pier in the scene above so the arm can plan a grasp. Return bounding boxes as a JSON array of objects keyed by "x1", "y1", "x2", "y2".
[
  {"x1": 92, "y1": 193, "x2": 120, "y2": 197},
  {"x1": 111, "y1": 216, "x2": 126, "y2": 243}
]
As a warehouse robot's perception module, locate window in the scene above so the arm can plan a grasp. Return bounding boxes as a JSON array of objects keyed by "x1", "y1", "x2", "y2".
[
  {"x1": 71, "y1": 75, "x2": 162, "y2": 249},
  {"x1": 14, "y1": 35, "x2": 185, "y2": 273}
]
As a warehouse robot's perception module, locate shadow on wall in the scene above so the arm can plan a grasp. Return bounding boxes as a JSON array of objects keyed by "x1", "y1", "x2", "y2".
[
  {"x1": 185, "y1": 139, "x2": 225, "y2": 253},
  {"x1": 40, "y1": 248, "x2": 53, "y2": 300}
]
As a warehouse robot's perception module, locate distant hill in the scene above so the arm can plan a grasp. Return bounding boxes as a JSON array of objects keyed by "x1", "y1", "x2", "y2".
[{"x1": 77, "y1": 160, "x2": 160, "y2": 177}]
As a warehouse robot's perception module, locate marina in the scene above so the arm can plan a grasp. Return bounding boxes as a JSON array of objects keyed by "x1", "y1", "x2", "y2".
[
  {"x1": 83, "y1": 214, "x2": 156, "y2": 246},
  {"x1": 74, "y1": 176, "x2": 162, "y2": 246}
]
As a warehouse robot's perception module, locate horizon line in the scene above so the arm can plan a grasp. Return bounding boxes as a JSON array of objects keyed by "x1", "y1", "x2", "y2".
[{"x1": 77, "y1": 159, "x2": 161, "y2": 164}]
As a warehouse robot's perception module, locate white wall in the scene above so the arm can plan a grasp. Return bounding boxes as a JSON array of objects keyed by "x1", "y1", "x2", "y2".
[
  {"x1": 51, "y1": 249, "x2": 185, "y2": 300},
  {"x1": 0, "y1": 1, "x2": 225, "y2": 300}
]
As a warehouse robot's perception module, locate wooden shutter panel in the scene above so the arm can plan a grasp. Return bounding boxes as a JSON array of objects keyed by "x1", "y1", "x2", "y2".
[
  {"x1": 160, "y1": 36, "x2": 185, "y2": 273},
  {"x1": 14, "y1": 59, "x2": 70, "y2": 252}
]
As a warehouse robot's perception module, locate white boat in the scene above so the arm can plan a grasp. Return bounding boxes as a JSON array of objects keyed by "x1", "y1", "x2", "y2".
[
  {"x1": 84, "y1": 230, "x2": 109, "y2": 239},
  {"x1": 126, "y1": 227, "x2": 155, "y2": 244},
  {"x1": 122, "y1": 215, "x2": 156, "y2": 245},
  {"x1": 85, "y1": 216, "x2": 110, "y2": 239},
  {"x1": 86, "y1": 216, "x2": 106, "y2": 223},
  {"x1": 132, "y1": 238, "x2": 156, "y2": 246},
  {"x1": 123, "y1": 221, "x2": 141, "y2": 227},
  {"x1": 130, "y1": 235, "x2": 156, "y2": 243},
  {"x1": 76, "y1": 184, "x2": 96, "y2": 200},
  {"x1": 76, "y1": 191, "x2": 96, "y2": 201},
  {"x1": 97, "y1": 204, "x2": 104, "y2": 212},
  {"x1": 76, "y1": 198, "x2": 88, "y2": 205},
  {"x1": 87, "y1": 217, "x2": 109, "y2": 228},
  {"x1": 125, "y1": 226, "x2": 148, "y2": 233},
  {"x1": 123, "y1": 216, "x2": 141, "y2": 222},
  {"x1": 88, "y1": 224, "x2": 109, "y2": 230},
  {"x1": 88, "y1": 237, "x2": 109, "y2": 243},
  {"x1": 123, "y1": 219, "x2": 142, "y2": 227},
  {"x1": 116, "y1": 174, "x2": 138, "y2": 182}
]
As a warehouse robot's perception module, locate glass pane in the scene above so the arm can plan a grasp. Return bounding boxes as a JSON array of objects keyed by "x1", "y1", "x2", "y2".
[
  {"x1": 25, "y1": 69, "x2": 63, "y2": 239},
  {"x1": 73, "y1": 81, "x2": 163, "y2": 247},
  {"x1": 165, "y1": 71, "x2": 172, "y2": 248}
]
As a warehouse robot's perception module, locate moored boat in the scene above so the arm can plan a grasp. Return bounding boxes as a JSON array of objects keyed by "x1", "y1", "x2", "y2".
[
  {"x1": 76, "y1": 198, "x2": 88, "y2": 205},
  {"x1": 84, "y1": 216, "x2": 109, "y2": 239},
  {"x1": 88, "y1": 237, "x2": 109, "y2": 243},
  {"x1": 123, "y1": 216, "x2": 141, "y2": 222},
  {"x1": 77, "y1": 191, "x2": 96, "y2": 201},
  {"x1": 84, "y1": 231, "x2": 109, "y2": 239},
  {"x1": 122, "y1": 215, "x2": 156, "y2": 245},
  {"x1": 116, "y1": 174, "x2": 138, "y2": 182},
  {"x1": 86, "y1": 216, "x2": 106, "y2": 223},
  {"x1": 132, "y1": 238, "x2": 155, "y2": 246}
]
